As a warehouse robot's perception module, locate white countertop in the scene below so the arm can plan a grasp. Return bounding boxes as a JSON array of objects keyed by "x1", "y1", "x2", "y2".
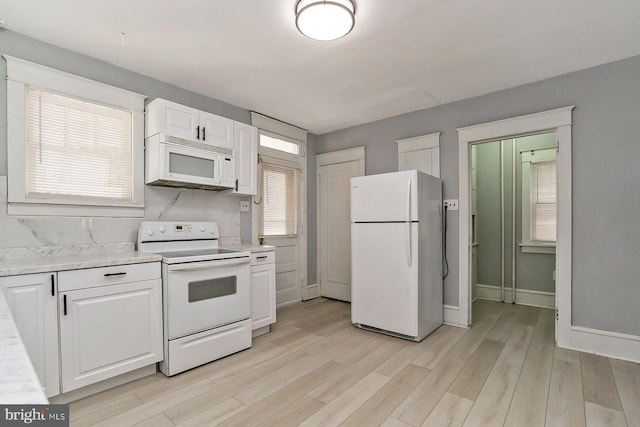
[
  {"x1": 0, "y1": 290, "x2": 48, "y2": 404},
  {"x1": 0, "y1": 245, "x2": 162, "y2": 277}
]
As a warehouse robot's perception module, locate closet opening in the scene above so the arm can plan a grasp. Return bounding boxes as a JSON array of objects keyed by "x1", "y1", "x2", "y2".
[{"x1": 471, "y1": 132, "x2": 557, "y2": 323}]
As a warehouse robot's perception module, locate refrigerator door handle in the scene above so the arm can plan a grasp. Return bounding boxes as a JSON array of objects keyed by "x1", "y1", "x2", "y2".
[{"x1": 406, "y1": 178, "x2": 412, "y2": 267}]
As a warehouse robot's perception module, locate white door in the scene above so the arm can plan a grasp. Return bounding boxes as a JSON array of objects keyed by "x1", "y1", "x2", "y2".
[
  {"x1": 0, "y1": 273, "x2": 60, "y2": 397},
  {"x1": 318, "y1": 160, "x2": 362, "y2": 301},
  {"x1": 397, "y1": 133, "x2": 441, "y2": 177}
]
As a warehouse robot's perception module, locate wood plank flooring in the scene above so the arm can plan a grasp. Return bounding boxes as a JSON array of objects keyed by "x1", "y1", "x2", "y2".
[{"x1": 69, "y1": 298, "x2": 639, "y2": 426}]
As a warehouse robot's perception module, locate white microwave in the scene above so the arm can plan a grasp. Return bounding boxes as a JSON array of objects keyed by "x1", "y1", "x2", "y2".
[{"x1": 145, "y1": 134, "x2": 236, "y2": 190}]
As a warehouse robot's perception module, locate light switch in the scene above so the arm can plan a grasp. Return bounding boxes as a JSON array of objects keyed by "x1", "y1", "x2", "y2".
[{"x1": 240, "y1": 201, "x2": 250, "y2": 212}]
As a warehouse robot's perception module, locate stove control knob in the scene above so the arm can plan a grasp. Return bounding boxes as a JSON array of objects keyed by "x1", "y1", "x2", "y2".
[
  {"x1": 159, "y1": 226, "x2": 166, "y2": 233},
  {"x1": 146, "y1": 228, "x2": 154, "y2": 236},
  {"x1": 209, "y1": 228, "x2": 216, "y2": 234},
  {"x1": 199, "y1": 225, "x2": 205, "y2": 232}
]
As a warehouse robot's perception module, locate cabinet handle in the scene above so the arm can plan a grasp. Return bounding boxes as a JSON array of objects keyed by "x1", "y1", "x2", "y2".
[
  {"x1": 50, "y1": 274, "x2": 55, "y2": 296},
  {"x1": 63, "y1": 295, "x2": 67, "y2": 316},
  {"x1": 235, "y1": 178, "x2": 239, "y2": 191},
  {"x1": 196, "y1": 125, "x2": 200, "y2": 140},
  {"x1": 257, "y1": 256, "x2": 268, "y2": 260},
  {"x1": 104, "y1": 272, "x2": 127, "y2": 277},
  {"x1": 202, "y1": 127, "x2": 206, "y2": 141}
]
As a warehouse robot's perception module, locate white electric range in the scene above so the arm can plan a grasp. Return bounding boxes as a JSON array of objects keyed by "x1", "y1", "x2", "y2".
[{"x1": 138, "y1": 221, "x2": 251, "y2": 376}]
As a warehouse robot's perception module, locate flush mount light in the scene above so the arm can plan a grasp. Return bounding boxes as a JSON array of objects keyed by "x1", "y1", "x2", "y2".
[{"x1": 295, "y1": 0, "x2": 356, "y2": 41}]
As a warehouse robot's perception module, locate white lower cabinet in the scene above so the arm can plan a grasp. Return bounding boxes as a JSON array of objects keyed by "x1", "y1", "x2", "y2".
[
  {"x1": 0, "y1": 273, "x2": 60, "y2": 397},
  {"x1": 1, "y1": 262, "x2": 163, "y2": 397},
  {"x1": 58, "y1": 263, "x2": 163, "y2": 393},
  {"x1": 250, "y1": 251, "x2": 276, "y2": 334}
]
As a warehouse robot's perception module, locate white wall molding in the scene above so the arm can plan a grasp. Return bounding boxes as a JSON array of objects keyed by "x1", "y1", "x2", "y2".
[
  {"x1": 396, "y1": 132, "x2": 441, "y2": 152},
  {"x1": 443, "y1": 304, "x2": 466, "y2": 327},
  {"x1": 457, "y1": 107, "x2": 574, "y2": 337},
  {"x1": 316, "y1": 146, "x2": 366, "y2": 167},
  {"x1": 476, "y1": 284, "x2": 555, "y2": 308},
  {"x1": 569, "y1": 326, "x2": 640, "y2": 364}
]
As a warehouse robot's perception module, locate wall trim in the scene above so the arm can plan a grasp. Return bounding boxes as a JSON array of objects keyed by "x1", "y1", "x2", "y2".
[
  {"x1": 568, "y1": 326, "x2": 640, "y2": 364},
  {"x1": 443, "y1": 304, "x2": 466, "y2": 327},
  {"x1": 457, "y1": 106, "x2": 574, "y2": 351},
  {"x1": 316, "y1": 146, "x2": 366, "y2": 167},
  {"x1": 396, "y1": 132, "x2": 441, "y2": 152},
  {"x1": 475, "y1": 284, "x2": 555, "y2": 308}
]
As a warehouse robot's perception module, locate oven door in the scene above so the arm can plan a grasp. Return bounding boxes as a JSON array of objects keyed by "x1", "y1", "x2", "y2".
[{"x1": 165, "y1": 257, "x2": 250, "y2": 340}]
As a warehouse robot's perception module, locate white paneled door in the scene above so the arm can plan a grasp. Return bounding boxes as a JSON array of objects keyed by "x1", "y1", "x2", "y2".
[{"x1": 318, "y1": 155, "x2": 364, "y2": 302}]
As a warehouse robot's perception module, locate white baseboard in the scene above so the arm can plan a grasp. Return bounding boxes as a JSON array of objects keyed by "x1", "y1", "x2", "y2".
[
  {"x1": 443, "y1": 304, "x2": 467, "y2": 327},
  {"x1": 303, "y1": 283, "x2": 319, "y2": 301},
  {"x1": 567, "y1": 326, "x2": 640, "y2": 364},
  {"x1": 50, "y1": 364, "x2": 156, "y2": 404},
  {"x1": 276, "y1": 298, "x2": 303, "y2": 309},
  {"x1": 476, "y1": 284, "x2": 555, "y2": 308}
]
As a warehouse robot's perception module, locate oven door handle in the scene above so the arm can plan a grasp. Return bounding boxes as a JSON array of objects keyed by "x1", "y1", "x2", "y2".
[{"x1": 167, "y1": 257, "x2": 250, "y2": 271}]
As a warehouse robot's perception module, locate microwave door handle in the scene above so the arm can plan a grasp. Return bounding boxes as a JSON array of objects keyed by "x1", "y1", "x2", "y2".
[{"x1": 215, "y1": 156, "x2": 221, "y2": 183}]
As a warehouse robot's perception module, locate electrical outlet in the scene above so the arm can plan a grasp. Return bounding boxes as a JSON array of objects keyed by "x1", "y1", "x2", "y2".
[
  {"x1": 443, "y1": 199, "x2": 458, "y2": 210},
  {"x1": 240, "y1": 200, "x2": 250, "y2": 212}
]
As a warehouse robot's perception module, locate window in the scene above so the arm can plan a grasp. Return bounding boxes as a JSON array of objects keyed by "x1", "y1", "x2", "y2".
[
  {"x1": 5, "y1": 55, "x2": 145, "y2": 216},
  {"x1": 521, "y1": 147, "x2": 556, "y2": 252},
  {"x1": 260, "y1": 134, "x2": 300, "y2": 155},
  {"x1": 260, "y1": 162, "x2": 298, "y2": 236},
  {"x1": 25, "y1": 88, "x2": 133, "y2": 201},
  {"x1": 530, "y1": 161, "x2": 556, "y2": 241}
]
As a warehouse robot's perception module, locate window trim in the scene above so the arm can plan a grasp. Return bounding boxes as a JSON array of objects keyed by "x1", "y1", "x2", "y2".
[
  {"x1": 521, "y1": 147, "x2": 557, "y2": 253},
  {"x1": 4, "y1": 55, "x2": 146, "y2": 217}
]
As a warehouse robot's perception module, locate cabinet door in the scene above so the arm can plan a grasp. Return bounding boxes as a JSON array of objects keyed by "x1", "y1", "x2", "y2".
[
  {"x1": 146, "y1": 98, "x2": 199, "y2": 141},
  {"x1": 59, "y1": 279, "x2": 162, "y2": 392},
  {"x1": 251, "y1": 263, "x2": 276, "y2": 330},
  {"x1": 0, "y1": 273, "x2": 60, "y2": 397},
  {"x1": 232, "y1": 122, "x2": 258, "y2": 195},
  {"x1": 200, "y1": 111, "x2": 234, "y2": 149}
]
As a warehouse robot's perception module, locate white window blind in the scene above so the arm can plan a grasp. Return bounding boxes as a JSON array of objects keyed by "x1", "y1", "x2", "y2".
[
  {"x1": 25, "y1": 87, "x2": 133, "y2": 202},
  {"x1": 531, "y1": 160, "x2": 556, "y2": 242},
  {"x1": 260, "y1": 162, "x2": 298, "y2": 236}
]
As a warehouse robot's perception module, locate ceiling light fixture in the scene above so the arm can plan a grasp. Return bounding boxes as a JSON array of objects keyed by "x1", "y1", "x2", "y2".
[{"x1": 295, "y1": 0, "x2": 356, "y2": 41}]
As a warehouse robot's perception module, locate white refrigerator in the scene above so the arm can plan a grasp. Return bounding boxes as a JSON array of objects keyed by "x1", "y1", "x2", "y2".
[{"x1": 351, "y1": 169, "x2": 442, "y2": 341}]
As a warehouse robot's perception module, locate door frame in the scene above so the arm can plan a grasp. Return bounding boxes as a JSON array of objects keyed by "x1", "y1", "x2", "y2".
[
  {"x1": 316, "y1": 147, "x2": 365, "y2": 299},
  {"x1": 457, "y1": 106, "x2": 573, "y2": 349}
]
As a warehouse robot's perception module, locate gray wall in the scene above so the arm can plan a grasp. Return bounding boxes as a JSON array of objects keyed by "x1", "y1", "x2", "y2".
[
  {"x1": 475, "y1": 134, "x2": 555, "y2": 294},
  {"x1": 0, "y1": 30, "x2": 250, "y2": 246},
  {"x1": 316, "y1": 55, "x2": 640, "y2": 336}
]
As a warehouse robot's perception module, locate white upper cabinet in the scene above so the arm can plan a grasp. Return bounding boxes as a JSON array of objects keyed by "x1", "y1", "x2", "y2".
[
  {"x1": 230, "y1": 122, "x2": 258, "y2": 195},
  {"x1": 146, "y1": 98, "x2": 234, "y2": 149},
  {"x1": 200, "y1": 111, "x2": 234, "y2": 149}
]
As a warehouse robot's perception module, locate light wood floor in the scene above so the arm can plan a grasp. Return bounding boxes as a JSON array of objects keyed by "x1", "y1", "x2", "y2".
[{"x1": 69, "y1": 298, "x2": 640, "y2": 427}]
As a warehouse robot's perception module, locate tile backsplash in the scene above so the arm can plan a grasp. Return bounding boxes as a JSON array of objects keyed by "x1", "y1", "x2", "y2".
[{"x1": 0, "y1": 176, "x2": 241, "y2": 249}]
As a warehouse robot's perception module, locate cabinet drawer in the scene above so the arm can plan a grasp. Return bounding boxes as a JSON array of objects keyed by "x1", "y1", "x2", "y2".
[
  {"x1": 58, "y1": 262, "x2": 161, "y2": 292},
  {"x1": 251, "y1": 251, "x2": 275, "y2": 266}
]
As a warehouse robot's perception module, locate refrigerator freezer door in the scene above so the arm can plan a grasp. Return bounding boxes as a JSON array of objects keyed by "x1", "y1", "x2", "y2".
[
  {"x1": 351, "y1": 222, "x2": 419, "y2": 337},
  {"x1": 351, "y1": 170, "x2": 418, "y2": 222}
]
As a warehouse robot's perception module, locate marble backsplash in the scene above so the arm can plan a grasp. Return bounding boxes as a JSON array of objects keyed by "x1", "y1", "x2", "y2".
[{"x1": 0, "y1": 176, "x2": 242, "y2": 249}]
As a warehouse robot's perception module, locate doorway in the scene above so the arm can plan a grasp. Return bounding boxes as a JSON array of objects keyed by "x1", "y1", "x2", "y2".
[
  {"x1": 471, "y1": 133, "x2": 557, "y2": 322},
  {"x1": 457, "y1": 106, "x2": 573, "y2": 348},
  {"x1": 316, "y1": 147, "x2": 365, "y2": 302}
]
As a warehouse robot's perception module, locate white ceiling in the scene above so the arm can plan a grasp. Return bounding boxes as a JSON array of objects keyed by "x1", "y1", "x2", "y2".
[{"x1": 1, "y1": 1, "x2": 640, "y2": 134}]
